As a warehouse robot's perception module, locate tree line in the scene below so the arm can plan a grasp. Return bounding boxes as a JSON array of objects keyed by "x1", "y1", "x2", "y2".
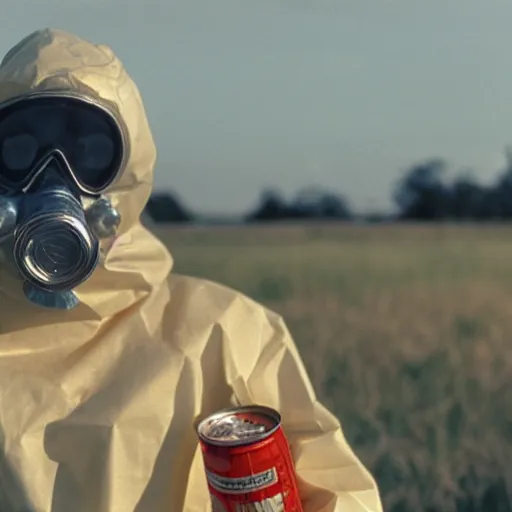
[{"x1": 145, "y1": 148, "x2": 512, "y2": 223}]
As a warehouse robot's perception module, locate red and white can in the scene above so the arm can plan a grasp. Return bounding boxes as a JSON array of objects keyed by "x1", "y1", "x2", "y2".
[{"x1": 196, "y1": 405, "x2": 304, "y2": 512}]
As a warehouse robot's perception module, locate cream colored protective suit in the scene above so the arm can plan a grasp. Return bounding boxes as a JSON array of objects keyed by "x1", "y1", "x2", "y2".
[{"x1": 0, "y1": 29, "x2": 382, "y2": 512}]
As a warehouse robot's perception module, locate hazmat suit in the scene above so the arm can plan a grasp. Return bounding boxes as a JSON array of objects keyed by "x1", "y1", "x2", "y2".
[{"x1": 0, "y1": 29, "x2": 383, "y2": 512}]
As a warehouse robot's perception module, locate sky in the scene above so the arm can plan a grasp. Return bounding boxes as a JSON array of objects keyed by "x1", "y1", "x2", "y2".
[{"x1": 1, "y1": 0, "x2": 512, "y2": 215}]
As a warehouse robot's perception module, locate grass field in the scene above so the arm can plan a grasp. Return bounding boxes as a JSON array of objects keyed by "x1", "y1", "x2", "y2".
[{"x1": 153, "y1": 222, "x2": 512, "y2": 512}]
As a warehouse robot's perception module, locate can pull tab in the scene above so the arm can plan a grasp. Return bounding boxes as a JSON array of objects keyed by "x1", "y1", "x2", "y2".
[
  {"x1": 209, "y1": 417, "x2": 266, "y2": 440},
  {"x1": 234, "y1": 420, "x2": 266, "y2": 439}
]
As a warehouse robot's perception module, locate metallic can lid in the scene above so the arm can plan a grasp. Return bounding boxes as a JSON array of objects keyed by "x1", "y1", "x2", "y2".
[{"x1": 197, "y1": 405, "x2": 281, "y2": 447}]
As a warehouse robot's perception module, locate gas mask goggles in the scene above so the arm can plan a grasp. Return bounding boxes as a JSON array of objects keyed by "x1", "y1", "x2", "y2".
[{"x1": 0, "y1": 94, "x2": 126, "y2": 310}]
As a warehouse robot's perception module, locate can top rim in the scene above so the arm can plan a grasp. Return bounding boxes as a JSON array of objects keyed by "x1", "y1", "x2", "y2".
[{"x1": 196, "y1": 405, "x2": 281, "y2": 447}]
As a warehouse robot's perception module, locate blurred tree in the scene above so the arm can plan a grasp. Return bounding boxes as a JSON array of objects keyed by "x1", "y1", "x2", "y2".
[
  {"x1": 489, "y1": 146, "x2": 512, "y2": 220},
  {"x1": 448, "y1": 172, "x2": 490, "y2": 220},
  {"x1": 246, "y1": 187, "x2": 352, "y2": 222},
  {"x1": 246, "y1": 188, "x2": 289, "y2": 222},
  {"x1": 290, "y1": 186, "x2": 352, "y2": 219},
  {"x1": 394, "y1": 159, "x2": 450, "y2": 220},
  {"x1": 144, "y1": 191, "x2": 193, "y2": 223}
]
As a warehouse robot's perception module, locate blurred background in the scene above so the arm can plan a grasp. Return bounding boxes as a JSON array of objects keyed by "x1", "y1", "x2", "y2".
[{"x1": 4, "y1": 0, "x2": 512, "y2": 510}]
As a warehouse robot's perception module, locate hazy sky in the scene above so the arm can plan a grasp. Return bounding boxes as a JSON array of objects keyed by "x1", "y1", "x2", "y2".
[{"x1": 1, "y1": 0, "x2": 512, "y2": 214}]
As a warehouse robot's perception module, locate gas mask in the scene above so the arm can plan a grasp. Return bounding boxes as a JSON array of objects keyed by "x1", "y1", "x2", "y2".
[{"x1": 0, "y1": 93, "x2": 127, "y2": 310}]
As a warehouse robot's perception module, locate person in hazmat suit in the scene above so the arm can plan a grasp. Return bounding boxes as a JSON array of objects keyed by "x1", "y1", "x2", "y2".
[{"x1": 0, "y1": 28, "x2": 382, "y2": 512}]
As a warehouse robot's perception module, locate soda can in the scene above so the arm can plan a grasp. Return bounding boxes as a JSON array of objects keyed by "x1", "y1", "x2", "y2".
[{"x1": 196, "y1": 405, "x2": 304, "y2": 512}]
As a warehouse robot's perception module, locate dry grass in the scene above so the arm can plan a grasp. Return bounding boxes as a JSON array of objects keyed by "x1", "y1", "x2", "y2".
[{"x1": 153, "y1": 223, "x2": 512, "y2": 512}]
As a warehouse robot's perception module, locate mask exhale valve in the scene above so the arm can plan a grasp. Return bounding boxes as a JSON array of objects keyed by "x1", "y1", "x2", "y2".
[{"x1": 13, "y1": 174, "x2": 100, "y2": 309}]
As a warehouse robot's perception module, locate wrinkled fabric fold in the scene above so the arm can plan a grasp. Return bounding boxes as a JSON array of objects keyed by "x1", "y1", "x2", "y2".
[{"x1": 0, "y1": 29, "x2": 382, "y2": 511}]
